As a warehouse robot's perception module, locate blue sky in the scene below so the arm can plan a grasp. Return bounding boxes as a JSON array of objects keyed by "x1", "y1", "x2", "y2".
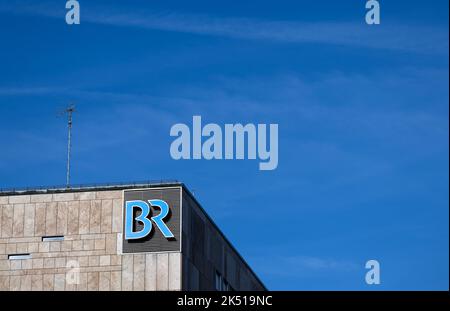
[{"x1": 0, "y1": 0, "x2": 448, "y2": 290}]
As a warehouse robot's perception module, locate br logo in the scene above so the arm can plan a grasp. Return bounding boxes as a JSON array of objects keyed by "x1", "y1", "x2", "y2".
[{"x1": 124, "y1": 200, "x2": 174, "y2": 240}]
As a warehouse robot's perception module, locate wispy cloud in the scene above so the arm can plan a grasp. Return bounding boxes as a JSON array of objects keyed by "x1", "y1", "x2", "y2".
[
  {"x1": 0, "y1": 67, "x2": 447, "y2": 180},
  {"x1": 0, "y1": 1, "x2": 448, "y2": 54},
  {"x1": 0, "y1": 87, "x2": 65, "y2": 96},
  {"x1": 250, "y1": 254, "x2": 359, "y2": 278},
  {"x1": 1, "y1": 67, "x2": 448, "y2": 137}
]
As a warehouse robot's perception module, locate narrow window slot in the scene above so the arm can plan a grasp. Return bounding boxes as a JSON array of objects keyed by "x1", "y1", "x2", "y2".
[
  {"x1": 8, "y1": 254, "x2": 32, "y2": 260},
  {"x1": 42, "y1": 236, "x2": 65, "y2": 242}
]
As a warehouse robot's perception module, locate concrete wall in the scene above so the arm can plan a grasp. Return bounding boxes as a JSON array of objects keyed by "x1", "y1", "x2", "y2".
[{"x1": 0, "y1": 191, "x2": 181, "y2": 291}]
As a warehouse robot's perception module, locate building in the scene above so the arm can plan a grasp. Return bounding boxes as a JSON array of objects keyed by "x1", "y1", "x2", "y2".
[{"x1": 0, "y1": 182, "x2": 266, "y2": 291}]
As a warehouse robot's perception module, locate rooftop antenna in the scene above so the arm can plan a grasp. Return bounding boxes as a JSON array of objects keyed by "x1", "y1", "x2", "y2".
[{"x1": 60, "y1": 104, "x2": 76, "y2": 188}]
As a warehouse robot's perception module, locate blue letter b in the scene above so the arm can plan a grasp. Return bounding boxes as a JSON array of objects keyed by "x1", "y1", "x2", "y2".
[{"x1": 125, "y1": 200, "x2": 152, "y2": 240}]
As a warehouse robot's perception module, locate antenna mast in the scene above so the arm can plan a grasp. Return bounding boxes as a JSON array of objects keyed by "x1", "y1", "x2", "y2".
[{"x1": 64, "y1": 104, "x2": 76, "y2": 188}]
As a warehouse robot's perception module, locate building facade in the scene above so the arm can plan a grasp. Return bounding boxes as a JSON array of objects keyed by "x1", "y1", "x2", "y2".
[{"x1": 0, "y1": 182, "x2": 266, "y2": 291}]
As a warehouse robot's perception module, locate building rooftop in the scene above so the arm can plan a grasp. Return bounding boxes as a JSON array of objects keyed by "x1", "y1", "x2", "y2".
[
  {"x1": 0, "y1": 180, "x2": 182, "y2": 196},
  {"x1": 0, "y1": 180, "x2": 267, "y2": 290}
]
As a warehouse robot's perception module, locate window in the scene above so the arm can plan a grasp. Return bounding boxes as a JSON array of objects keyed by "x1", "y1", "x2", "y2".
[
  {"x1": 8, "y1": 254, "x2": 32, "y2": 260},
  {"x1": 215, "y1": 271, "x2": 223, "y2": 291},
  {"x1": 214, "y1": 271, "x2": 234, "y2": 292},
  {"x1": 42, "y1": 236, "x2": 65, "y2": 242}
]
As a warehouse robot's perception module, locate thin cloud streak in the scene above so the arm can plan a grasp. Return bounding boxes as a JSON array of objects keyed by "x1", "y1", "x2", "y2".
[
  {"x1": 0, "y1": 2, "x2": 448, "y2": 54},
  {"x1": 0, "y1": 66, "x2": 447, "y2": 139},
  {"x1": 250, "y1": 255, "x2": 359, "y2": 278},
  {"x1": 89, "y1": 13, "x2": 447, "y2": 54}
]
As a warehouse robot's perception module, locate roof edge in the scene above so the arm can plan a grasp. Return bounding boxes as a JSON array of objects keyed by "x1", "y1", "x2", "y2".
[{"x1": 0, "y1": 180, "x2": 181, "y2": 196}]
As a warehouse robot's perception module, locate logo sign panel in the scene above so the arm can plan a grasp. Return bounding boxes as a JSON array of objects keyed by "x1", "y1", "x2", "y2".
[{"x1": 122, "y1": 187, "x2": 181, "y2": 254}]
